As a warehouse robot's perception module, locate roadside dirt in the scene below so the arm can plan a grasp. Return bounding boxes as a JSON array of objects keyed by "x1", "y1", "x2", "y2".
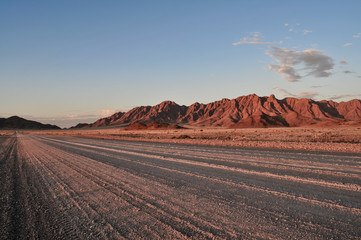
[{"x1": 28, "y1": 125, "x2": 361, "y2": 153}]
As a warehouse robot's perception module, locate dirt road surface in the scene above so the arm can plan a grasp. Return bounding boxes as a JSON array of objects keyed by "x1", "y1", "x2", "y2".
[{"x1": 1, "y1": 133, "x2": 360, "y2": 239}]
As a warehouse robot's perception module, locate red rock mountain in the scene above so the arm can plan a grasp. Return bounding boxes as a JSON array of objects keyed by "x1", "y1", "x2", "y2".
[{"x1": 80, "y1": 94, "x2": 361, "y2": 128}]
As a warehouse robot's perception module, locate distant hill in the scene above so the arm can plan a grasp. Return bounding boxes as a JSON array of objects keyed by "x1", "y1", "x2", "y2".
[
  {"x1": 72, "y1": 94, "x2": 361, "y2": 128},
  {"x1": 69, "y1": 123, "x2": 91, "y2": 129},
  {"x1": 0, "y1": 116, "x2": 61, "y2": 130}
]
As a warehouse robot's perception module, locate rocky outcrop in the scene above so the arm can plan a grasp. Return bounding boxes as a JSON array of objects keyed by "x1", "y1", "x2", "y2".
[{"x1": 76, "y1": 94, "x2": 361, "y2": 128}]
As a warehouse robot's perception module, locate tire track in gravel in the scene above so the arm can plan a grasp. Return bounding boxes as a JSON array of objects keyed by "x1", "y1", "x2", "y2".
[
  {"x1": 2, "y1": 133, "x2": 361, "y2": 239},
  {"x1": 0, "y1": 134, "x2": 61, "y2": 240},
  {"x1": 24, "y1": 135, "x2": 229, "y2": 239},
  {"x1": 19, "y1": 135, "x2": 194, "y2": 239},
  {"x1": 44, "y1": 136, "x2": 361, "y2": 183},
  {"x1": 37, "y1": 136, "x2": 361, "y2": 228},
  {"x1": 36, "y1": 134, "x2": 361, "y2": 238},
  {"x1": 40, "y1": 136, "x2": 361, "y2": 205},
  {"x1": 21, "y1": 150, "x2": 123, "y2": 239}
]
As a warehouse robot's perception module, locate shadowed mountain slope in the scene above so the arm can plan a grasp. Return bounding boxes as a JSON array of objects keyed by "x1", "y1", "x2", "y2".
[{"x1": 0, "y1": 116, "x2": 61, "y2": 130}]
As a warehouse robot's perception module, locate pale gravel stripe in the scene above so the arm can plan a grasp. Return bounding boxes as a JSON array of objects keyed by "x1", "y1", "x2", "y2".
[
  {"x1": 22, "y1": 135, "x2": 217, "y2": 239},
  {"x1": 31, "y1": 135, "x2": 349, "y2": 238},
  {"x1": 41, "y1": 136, "x2": 361, "y2": 193},
  {"x1": 12, "y1": 134, "x2": 361, "y2": 238},
  {"x1": 39, "y1": 135, "x2": 361, "y2": 216},
  {"x1": 51, "y1": 136, "x2": 361, "y2": 172}
]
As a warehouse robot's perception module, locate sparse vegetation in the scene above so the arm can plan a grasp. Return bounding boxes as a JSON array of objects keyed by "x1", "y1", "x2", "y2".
[{"x1": 26, "y1": 124, "x2": 361, "y2": 153}]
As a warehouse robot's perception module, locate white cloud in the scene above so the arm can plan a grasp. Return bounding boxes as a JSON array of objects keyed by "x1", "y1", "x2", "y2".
[
  {"x1": 296, "y1": 91, "x2": 319, "y2": 99},
  {"x1": 273, "y1": 87, "x2": 319, "y2": 99},
  {"x1": 233, "y1": 32, "x2": 275, "y2": 45},
  {"x1": 329, "y1": 94, "x2": 361, "y2": 100},
  {"x1": 269, "y1": 64, "x2": 301, "y2": 82},
  {"x1": 339, "y1": 60, "x2": 347, "y2": 64},
  {"x1": 273, "y1": 87, "x2": 293, "y2": 96},
  {"x1": 267, "y1": 46, "x2": 334, "y2": 82},
  {"x1": 353, "y1": 33, "x2": 361, "y2": 38},
  {"x1": 344, "y1": 43, "x2": 352, "y2": 47},
  {"x1": 284, "y1": 23, "x2": 309, "y2": 34}
]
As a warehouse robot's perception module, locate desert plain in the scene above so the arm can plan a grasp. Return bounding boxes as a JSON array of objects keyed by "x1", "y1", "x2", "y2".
[
  {"x1": 2, "y1": 1, "x2": 361, "y2": 239},
  {"x1": 1, "y1": 124, "x2": 361, "y2": 239},
  {"x1": 27, "y1": 123, "x2": 361, "y2": 153}
]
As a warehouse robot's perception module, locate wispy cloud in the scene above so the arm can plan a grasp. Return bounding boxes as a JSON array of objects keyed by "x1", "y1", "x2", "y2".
[
  {"x1": 284, "y1": 23, "x2": 294, "y2": 32},
  {"x1": 340, "y1": 60, "x2": 347, "y2": 64},
  {"x1": 296, "y1": 91, "x2": 319, "y2": 99},
  {"x1": 23, "y1": 109, "x2": 122, "y2": 128},
  {"x1": 273, "y1": 87, "x2": 293, "y2": 96},
  {"x1": 233, "y1": 32, "x2": 275, "y2": 45},
  {"x1": 344, "y1": 43, "x2": 352, "y2": 47},
  {"x1": 284, "y1": 23, "x2": 311, "y2": 35},
  {"x1": 273, "y1": 87, "x2": 319, "y2": 99},
  {"x1": 311, "y1": 85, "x2": 327, "y2": 88},
  {"x1": 267, "y1": 46, "x2": 334, "y2": 82},
  {"x1": 344, "y1": 70, "x2": 353, "y2": 74},
  {"x1": 353, "y1": 33, "x2": 361, "y2": 38},
  {"x1": 329, "y1": 94, "x2": 361, "y2": 100},
  {"x1": 269, "y1": 64, "x2": 301, "y2": 82}
]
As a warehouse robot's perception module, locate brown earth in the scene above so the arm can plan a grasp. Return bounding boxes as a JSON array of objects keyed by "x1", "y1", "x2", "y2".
[
  {"x1": 28, "y1": 124, "x2": 361, "y2": 153},
  {"x1": 124, "y1": 122, "x2": 183, "y2": 130}
]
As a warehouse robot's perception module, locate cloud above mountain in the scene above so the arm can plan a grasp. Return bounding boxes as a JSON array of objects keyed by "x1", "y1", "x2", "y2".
[
  {"x1": 329, "y1": 94, "x2": 361, "y2": 100},
  {"x1": 267, "y1": 46, "x2": 334, "y2": 82},
  {"x1": 273, "y1": 87, "x2": 319, "y2": 99}
]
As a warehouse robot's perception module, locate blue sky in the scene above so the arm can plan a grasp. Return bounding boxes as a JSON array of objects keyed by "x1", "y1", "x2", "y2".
[{"x1": 1, "y1": 1, "x2": 360, "y2": 127}]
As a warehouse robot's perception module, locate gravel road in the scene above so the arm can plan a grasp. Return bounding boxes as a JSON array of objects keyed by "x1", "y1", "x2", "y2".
[{"x1": 1, "y1": 133, "x2": 360, "y2": 239}]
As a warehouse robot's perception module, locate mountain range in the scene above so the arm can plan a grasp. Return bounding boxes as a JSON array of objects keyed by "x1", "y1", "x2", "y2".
[
  {"x1": 0, "y1": 116, "x2": 61, "y2": 130},
  {"x1": 76, "y1": 94, "x2": 361, "y2": 128}
]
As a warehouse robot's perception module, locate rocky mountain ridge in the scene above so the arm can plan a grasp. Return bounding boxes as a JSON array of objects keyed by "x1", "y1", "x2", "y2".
[{"x1": 78, "y1": 94, "x2": 361, "y2": 128}]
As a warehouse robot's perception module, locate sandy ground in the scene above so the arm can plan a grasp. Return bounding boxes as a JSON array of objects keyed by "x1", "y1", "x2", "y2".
[
  {"x1": 0, "y1": 131, "x2": 15, "y2": 136},
  {"x1": 26, "y1": 125, "x2": 361, "y2": 153},
  {"x1": 1, "y1": 133, "x2": 360, "y2": 239}
]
